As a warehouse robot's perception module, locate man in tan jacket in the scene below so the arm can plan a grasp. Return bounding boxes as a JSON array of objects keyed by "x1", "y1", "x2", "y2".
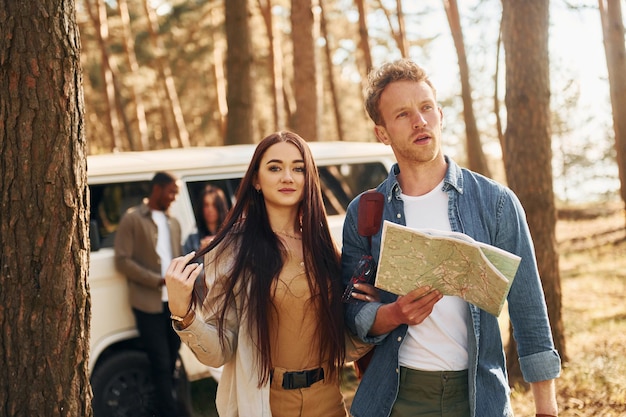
[{"x1": 114, "y1": 171, "x2": 183, "y2": 417}]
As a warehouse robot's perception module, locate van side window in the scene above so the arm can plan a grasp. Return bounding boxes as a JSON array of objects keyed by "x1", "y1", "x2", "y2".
[
  {"x1": 90, "y1": 181, "x2": 151, "y2": 250},
  {"x1": 184, "y1": 178, "x2": 240, "y2": 236},
  {"x1": 319, "y1": 162, "x2": 388, "y2": 215},
  {"x1": 186, "y1": 178, "x2": 240, "y2": 211}
]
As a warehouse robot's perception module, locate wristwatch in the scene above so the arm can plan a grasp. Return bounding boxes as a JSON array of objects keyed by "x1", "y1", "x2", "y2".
[{"x1": 171, "y1": 309, "x2": 196, "y2": 330}]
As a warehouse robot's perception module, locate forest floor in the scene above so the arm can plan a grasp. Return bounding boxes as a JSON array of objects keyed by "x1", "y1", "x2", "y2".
[{"x1": 191, "y1": 201, "x2": 626, "y2": 417}]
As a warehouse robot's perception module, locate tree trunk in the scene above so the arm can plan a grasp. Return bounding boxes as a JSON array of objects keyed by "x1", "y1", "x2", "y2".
[
  {"x1": 0, "y1": 1, "x2": 92, "y2": 416},
  {"x1": 599, "y1": 0, "x2": 626, "y2": 227},
  {"x1": 224, "y1": 0, "x2": 253, "y2": 145},
  {"x1": 118, "y1": 0, "x2": 150, "y2": 151},
  {"x1": 319, "y1": 0, "x2": 344, "y2": 141},
  {"x1": 211, "y1": 6, "x2": 228, "y2": 139},
  {"x1": 258, "y1": 0, "x2": 287, "y2": 131},
  {"x1": 291, "y1": 0, "x2": 318, "y2": 141},
  {"x1": 354, "y1": 0, "x2": 373, "y2": 76},
  {"x1": 494, "y1": 20, "x2": 506, "y2": 163},
  {"x1": 84, "y1": 0, "x2": 123, "y2": 151},
  {"x1": 443, "y1": 0, "x2": 492, "y2": 178},
  {"x1": 375, "y1": 0, "x2": 408, "y2": 58},
  {"x1": 501, "y1": 0, "x2": 567, "y2": 385},
  {"x1": 143, "y1": 0, "x2": 190, "y2": 148},
  {"x1": 395, "y1": 0, "x2": 408, "y2": 57}
]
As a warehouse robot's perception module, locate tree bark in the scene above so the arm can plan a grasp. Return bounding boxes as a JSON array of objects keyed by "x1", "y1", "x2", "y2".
[
  {"x1": 443, "y1": 0, "x2": 492, "y2": 178},
  {"x1": 291, "y1": 0, "x2": 318, "y2": 140},
  {"x1": 599, "y1": 0, "x2": 626, "y2": 227},
  {"x1": 224, "y1": 0, "x2": 253, "y2": 145},
  {"x1": 0, "y1": 1, "x2": 92, "y2": 416},
  {"x1": 501, "y1": 0, "x2": 567, "y2": 385}
]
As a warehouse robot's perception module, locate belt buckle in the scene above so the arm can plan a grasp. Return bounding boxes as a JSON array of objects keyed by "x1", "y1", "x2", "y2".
[
  {"x1": 283, "y1": 370, "x2": 308, "y2": 389},
  {"x1": 282, "y1": 368, "x2": 325, "y2": 390}
]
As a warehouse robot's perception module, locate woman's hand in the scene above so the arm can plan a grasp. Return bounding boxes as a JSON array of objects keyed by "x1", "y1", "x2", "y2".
[
  {"x1": 165, "y1": 252, "x2": 203, "y2": 317},
  {"x1": 350, "y1": 283, "x2": 381, "y2": 302}
]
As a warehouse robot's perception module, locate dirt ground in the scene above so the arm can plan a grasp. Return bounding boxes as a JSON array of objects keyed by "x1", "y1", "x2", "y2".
[{"x1": 192, "y1": 202, "x2": 626, "y2": 417}]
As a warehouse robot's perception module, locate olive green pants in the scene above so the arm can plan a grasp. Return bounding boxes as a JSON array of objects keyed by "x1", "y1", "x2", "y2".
[{"x1": 389, "y1": 367, "x2": 470, "y2": 417}]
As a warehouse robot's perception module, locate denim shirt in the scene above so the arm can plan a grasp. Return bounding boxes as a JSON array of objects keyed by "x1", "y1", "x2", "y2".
[{"x1": 342, "y1": 158, "x2": 561, "y2": 417}]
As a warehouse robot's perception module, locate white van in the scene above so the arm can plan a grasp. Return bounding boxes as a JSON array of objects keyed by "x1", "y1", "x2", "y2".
[{"x1": 87, "y1": 141, "x2": 396, "y2": 416}]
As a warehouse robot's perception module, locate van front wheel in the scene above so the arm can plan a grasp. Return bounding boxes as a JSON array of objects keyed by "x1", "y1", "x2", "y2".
[{"x1": 91, "y1": 350, "x2": 191, "y2": 417}]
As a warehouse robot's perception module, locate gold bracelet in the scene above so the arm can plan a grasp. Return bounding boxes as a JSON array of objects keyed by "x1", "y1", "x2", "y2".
[{"x1": 171, "y1": 309, "x2": 195, "y2": 330}]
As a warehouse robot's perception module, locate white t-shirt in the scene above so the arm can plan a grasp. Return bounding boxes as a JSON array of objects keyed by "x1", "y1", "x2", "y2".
[
  {"x1": 398, "y1": 181, "x2": 469, "y2": 371},
  {"x1": 152, "y1": 210, "x2": 173, "y2": 302}
]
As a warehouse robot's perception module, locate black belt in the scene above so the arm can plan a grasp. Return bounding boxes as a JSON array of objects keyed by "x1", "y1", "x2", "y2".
[{"x1": 275, "y1": 367, "x2": 325, "y2": 390}]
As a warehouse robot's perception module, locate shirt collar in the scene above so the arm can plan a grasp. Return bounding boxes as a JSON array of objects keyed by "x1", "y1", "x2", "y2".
[{"x1": 385, "y1": 155, "x2": 464, "y2": 200}]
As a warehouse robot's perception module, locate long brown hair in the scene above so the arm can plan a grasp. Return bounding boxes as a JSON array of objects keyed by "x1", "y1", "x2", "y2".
[
  {"x1": 192, "y1": 131, "x2": 345, "y2": 386},
  {"x1": 193, "y1": 184, "x2": 228, "y2": 237}
]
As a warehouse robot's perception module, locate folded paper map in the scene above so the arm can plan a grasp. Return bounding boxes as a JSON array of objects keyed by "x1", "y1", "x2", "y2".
[{"x1": 374, "y1": 221, "x2": 521, "y2": 317}]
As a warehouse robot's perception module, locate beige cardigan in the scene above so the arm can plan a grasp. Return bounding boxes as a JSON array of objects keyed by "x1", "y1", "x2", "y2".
[{"x1": 175, "y1": 243, "x2": 371, "y2": 417}]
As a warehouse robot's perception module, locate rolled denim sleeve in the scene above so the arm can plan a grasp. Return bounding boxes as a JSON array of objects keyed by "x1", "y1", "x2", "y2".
[
  {"x1": 519, "y1": 350, "x2": 562, "y2": 382},
  {"x1": 354, "y1": 302, "x2": 389, "y2": 343}
]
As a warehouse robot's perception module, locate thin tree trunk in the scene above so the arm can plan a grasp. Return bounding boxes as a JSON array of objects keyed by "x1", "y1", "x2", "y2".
[
  {"x1": 118, "y1": 0, "x2": 150, "y2": 151},
  {"x1": 395, "y1": 0, "x2": 408, "y2": 57},
  {"x1": 211, "y1": 7, "x2": 228, "y2": 139},
  {"x1": 143, "y1": 0, "x2": 190, "y2": 148},
  {"x1": 281, "y1": 25, "x2": 297, "y2": 126},
  {"x1": 599, "y1": 0, "x2": 626, "y2": 227},
  {"x1": 443, "y1": 0, "x2": 491, "y2": 177},
  {"x1": 319, "y1": 0, "x2": 344, "y2": 141},
  {"x1": 354, "y1": 0, "x2": 373, "y2": 76},
  {"x1": 85, "y1": 0, "x2": 122, "y2": 151},
  {"x1": 0, "y1": 1, "x2": 92, "y2": 415},
  {"x1": 495, "y1": 19, "x2": 505, "y2": 164},
  {"x1": 375, "y1": 0, "x2": 408, "y2": 57},
  {"x1": 224, "y1": 0, "x2": 253, "y2": 145},
  {"x1": 291, "y1": 0, "x2": 318, "y2": 140},
  {"x1": 257, "y1": 0, "x2": 287, "y2": 131},
  {"x1": 501, "y1": 0, "x2": 567, "y2": 386}
]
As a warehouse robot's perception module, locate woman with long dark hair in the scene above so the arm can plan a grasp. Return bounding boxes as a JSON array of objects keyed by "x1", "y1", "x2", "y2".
[
  {"x1": 166, "y1": 131, "x2": 374, "y2": 417},
  {"x1": 182, "y1": 184, "x2": 229, "y2": 254}
]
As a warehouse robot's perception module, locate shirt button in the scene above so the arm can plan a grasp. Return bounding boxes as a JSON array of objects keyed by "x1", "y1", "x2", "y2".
[
  {"x1": 397, "y1": 336, "x2": 402, "y2": 342},
  {"x1": 396, "y1": 213, "x2": 402, "y2": 219}
]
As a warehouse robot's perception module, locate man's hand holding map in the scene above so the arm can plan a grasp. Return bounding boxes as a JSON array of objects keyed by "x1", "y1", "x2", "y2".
[{"x1": 374, "y1": 221, "x2": 521, "y2": 317}]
